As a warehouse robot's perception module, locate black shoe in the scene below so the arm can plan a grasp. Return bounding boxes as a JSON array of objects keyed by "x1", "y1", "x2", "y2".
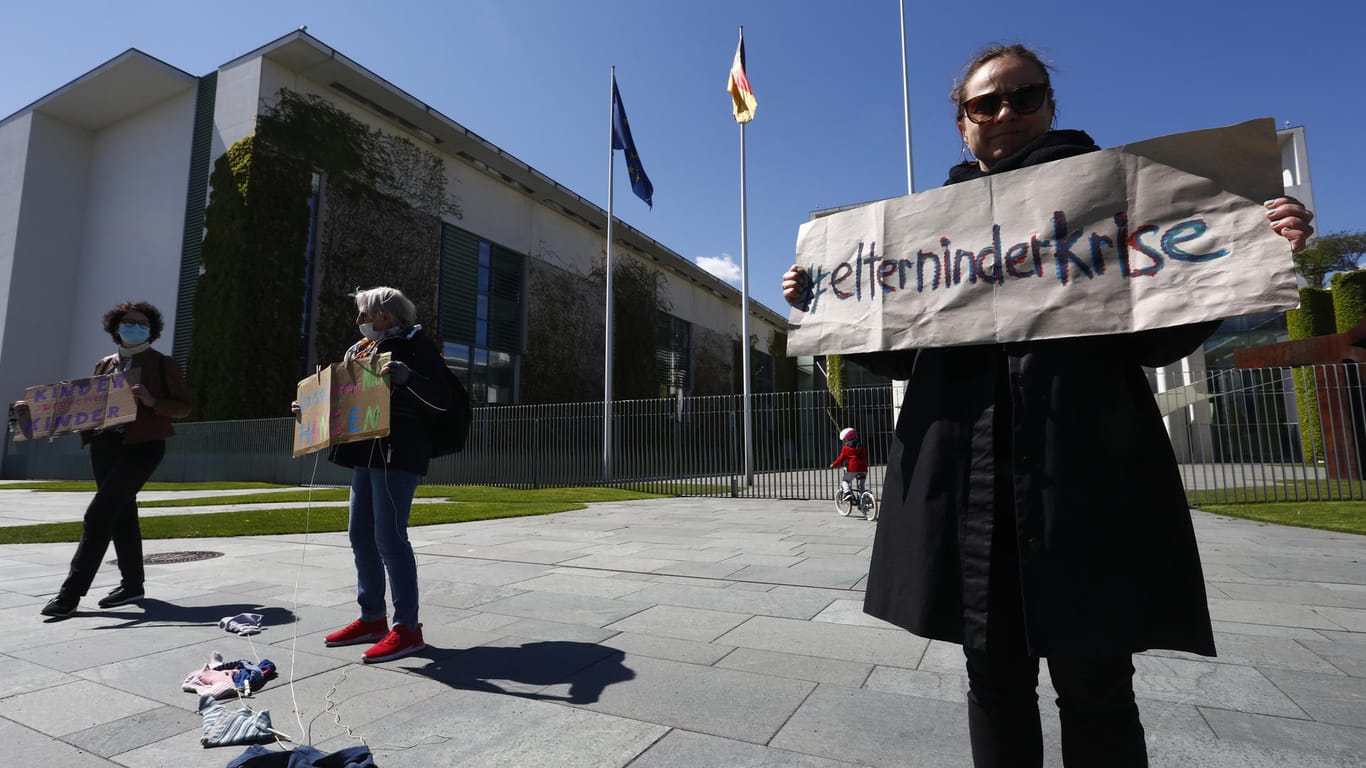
[
  {"x1": 41, "y1": 595, "x2": 78, "y2": 618},
  {"x1": 97, "y1": 585, "x2": 144, "y2": 608}
]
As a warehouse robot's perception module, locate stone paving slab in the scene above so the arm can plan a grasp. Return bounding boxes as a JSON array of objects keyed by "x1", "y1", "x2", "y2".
[
  {"x1": 1, "y1": 494, "x2": 1363, "y2": 766},
  {"x1": 771, "y1": 684, "x2": 976, "y2": 767},
  {"x1": 555, "y1": 653, "x2": 815, "y2": 744},
  {"x1": 628, "y1": 729, "x2": 866, "y2": 767}
]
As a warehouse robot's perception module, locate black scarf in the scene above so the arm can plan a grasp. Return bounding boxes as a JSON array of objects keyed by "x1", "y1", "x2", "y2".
[{"x1": 945, "y1": 129, "x2": 1099, "y2": 186}]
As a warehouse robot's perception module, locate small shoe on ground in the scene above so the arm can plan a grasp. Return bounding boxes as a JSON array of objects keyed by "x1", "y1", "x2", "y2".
[
  {"x1": 41, "y1": 595, "x2": 78, "y2": 618},
  {"x1": 362, "y1": 623, "x2": 425, "y2": 664},
  {"x1": 97, "y1": 585, "x2": 144, "y2": 609},
  {"x1": 325, "y1": 617, "x2": 389, "y2": 647}
]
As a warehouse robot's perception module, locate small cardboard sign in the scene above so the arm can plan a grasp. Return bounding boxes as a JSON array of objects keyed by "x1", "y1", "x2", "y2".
[
  {"x1": 293, "y1": 354, "x2": 391, "y2": 457},
  {"x1": 12, "y1": 369, "x2": 141, "y2": 442}
]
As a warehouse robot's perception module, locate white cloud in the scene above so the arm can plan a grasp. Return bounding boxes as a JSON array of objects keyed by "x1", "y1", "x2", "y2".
[{"x1": 696, "y1": 254, "x2": 741, "y2": 284}]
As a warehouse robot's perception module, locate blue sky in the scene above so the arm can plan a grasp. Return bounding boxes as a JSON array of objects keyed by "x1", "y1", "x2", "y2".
[{"x1": 4, "y1": 0, "x2": 1361, "y2": 315}]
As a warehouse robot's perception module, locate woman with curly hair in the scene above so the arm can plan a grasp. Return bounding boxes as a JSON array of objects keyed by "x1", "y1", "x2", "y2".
[{"x1": 41, "y1": 301, "x2": 191, "y2": 618}]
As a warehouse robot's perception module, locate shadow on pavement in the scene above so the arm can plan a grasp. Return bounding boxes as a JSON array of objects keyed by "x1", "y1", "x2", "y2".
[
  {"x1": 84, "y1": 599, "x2": 297, "y2": 630},
  {"x1": 402, "y1": 640, "x2": 635, "y2": 704}
]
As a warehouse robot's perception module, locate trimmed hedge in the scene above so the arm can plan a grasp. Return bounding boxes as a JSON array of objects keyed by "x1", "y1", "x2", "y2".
[
  {"x1": 1331, "y1": 269, "x2": 1366, "y2": 333},
  {"x1": 1287, "y1": 287, "x2": 1334, "y2": 461},
  {"x1": 190, "y1": 90, "x2": 455, "y2": 419}
]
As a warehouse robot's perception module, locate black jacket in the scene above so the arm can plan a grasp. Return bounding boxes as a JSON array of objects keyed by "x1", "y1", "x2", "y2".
[
  {"x1": 328, "y1": 327, "x2": 451, "y2": 476},
  {"x1": 860, "y1": 130, "x2": 1218, "y2": 657}
]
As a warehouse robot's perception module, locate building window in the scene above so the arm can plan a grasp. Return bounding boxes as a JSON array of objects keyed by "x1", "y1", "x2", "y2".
[
  {"x1": 656, "y1": 311, "x2": 692, "y2": 396},
  {"x1": 750, "y1": 347, "x2": 774, "y2": 393},
  {"x1": 439, "y1": 224, "x2": 524, "y2": 403}
]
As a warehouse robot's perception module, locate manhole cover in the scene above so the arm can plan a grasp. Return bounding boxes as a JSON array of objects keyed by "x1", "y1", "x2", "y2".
[{"x1": 108, "y1": 551, "x2": 224, "y2": 566}]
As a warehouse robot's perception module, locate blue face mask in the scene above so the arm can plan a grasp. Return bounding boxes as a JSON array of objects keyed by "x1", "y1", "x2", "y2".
[{"x1": 118, "y1": 323, "x2": 150, "y2": 346}]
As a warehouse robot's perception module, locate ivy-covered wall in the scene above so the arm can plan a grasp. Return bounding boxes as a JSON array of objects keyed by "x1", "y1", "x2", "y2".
[
  {"x1": 519, "y1": 254, "x2": 675, "y2": 404},
  {"x1": 521, "y1": 259, "x2": 604, "y2": 404},
  {"x1": 601, "y1": 258, "x2": 668, "y2": 401},
  {"x1": 769, "y1": 331, "x2": 797, "y2": 394},
  {"x1": 692, "y1": 325, "x2": 733, "y2": 396},
  {"x1": 188, "y1": 136, "x2": 310, "y2": 421},
  {"x1": 189, "y1": 89, "x2": 785, "y2": 414},
  {"x1": 189, "y1": 90, "x2": 457, "y2": 420}
]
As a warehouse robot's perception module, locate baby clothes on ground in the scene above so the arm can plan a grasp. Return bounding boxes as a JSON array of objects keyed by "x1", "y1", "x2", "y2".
[
  {"x1": 220, "y1": 612, "x2": 265, "y2": 636},
  {"x1": 226, "y1": 744, "x2": 376, "y2": 767},
  {"x1": 198, "y1": 694, "x2": 278, "y2": 748},
  {"x1": 183, "y1": 652, "x2": 277, "y2": 700}
]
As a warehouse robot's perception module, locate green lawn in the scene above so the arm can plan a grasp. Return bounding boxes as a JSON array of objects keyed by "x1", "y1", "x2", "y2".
[
  {"x1": 1187, "y1": 479, "x2": 1366, "y2": 506},
  {"x1": 0, "y1": 481, "x2": 290, "y2": 492},
  {"x1": 1195, "y1": 501, "x2": 1366, "y2": 536},
  {"x1": 4, "y1": 480, "x2": 1360, "y2": 543},
  {"x1": 0, "y1": 485, "x2": 667, "y2": 544}
]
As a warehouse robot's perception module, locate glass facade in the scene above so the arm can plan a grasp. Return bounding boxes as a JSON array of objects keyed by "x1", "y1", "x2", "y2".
[
  {"x1": 439, "y1": 225, "x2": 525, "y2": 404},
  {"x1": 656, "y1": 311, "x2": 692, "y2": 396}
]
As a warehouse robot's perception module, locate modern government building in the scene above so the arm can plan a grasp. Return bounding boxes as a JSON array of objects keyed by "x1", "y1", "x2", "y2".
[{"x1": 0, "y1": 29, "x2": 791, "y2": 416}]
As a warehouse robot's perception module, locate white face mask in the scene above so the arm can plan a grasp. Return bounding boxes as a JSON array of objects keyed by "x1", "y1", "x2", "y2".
[{"x1": 359, "y1": 322, "x2": 383, "y2": 341}]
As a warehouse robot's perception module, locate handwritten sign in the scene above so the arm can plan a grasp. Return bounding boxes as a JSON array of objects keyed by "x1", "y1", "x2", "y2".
[
  {"x1": 12, "y1": 369, "x2": 140, "y2": 442},
  {"x1": 786, "y1": 119, "x2": 1296, "y2": 355},
  {"x1": 293, "y1": 354, "x2": 391, "y2": 457}
]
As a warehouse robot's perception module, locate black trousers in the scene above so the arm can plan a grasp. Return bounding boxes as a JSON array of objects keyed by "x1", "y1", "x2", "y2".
[
  {"x1": 59, "y1": 432, "x2": 165, "y2": 598},
  {"x1": 964, "y1": 648, "x2": 1147, "y2": 768}
]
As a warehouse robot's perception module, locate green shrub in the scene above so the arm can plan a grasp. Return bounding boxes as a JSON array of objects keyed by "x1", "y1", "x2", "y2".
[
  {"x1": 1287, "y1": 287, "x2": 1334, "y2": 461},
  {"x1": 1331, "y1": 269, "x2": 1366, "y2": 333}
]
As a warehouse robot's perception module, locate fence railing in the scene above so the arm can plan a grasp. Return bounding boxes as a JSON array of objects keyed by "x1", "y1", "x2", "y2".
[{"x1": 7, "y1": 364, "x2": 1366, "y2": 503}]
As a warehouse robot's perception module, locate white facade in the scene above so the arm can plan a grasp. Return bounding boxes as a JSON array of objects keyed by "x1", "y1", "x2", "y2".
[
  {"x1": 0, "y1": 51, "x2": 196, "y2": 408},
  {"x1": 0, "y1": 31, "x2": 788, "y2": 409},
  {"x1": 1279, "y1": 125, "x2": 1317, "y2": 228}
]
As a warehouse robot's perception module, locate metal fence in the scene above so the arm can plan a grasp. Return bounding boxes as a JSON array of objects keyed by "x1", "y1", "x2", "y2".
[
  {"x1": 1159, "y1": 364, "x2": 1366, "y2": 504},
  {"x1": 7, "y1": 364, "x2": 1366, "y2": 503}
]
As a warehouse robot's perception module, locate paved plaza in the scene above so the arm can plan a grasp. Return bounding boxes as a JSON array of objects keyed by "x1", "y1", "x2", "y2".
[{"x1": 0, "y1": 487, "x2": 1363, "y2": 767}]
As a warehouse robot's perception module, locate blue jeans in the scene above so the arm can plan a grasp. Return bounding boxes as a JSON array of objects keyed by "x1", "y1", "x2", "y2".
[{"x1": 348, "y1": 467, "x2": 420, "y2": 628}]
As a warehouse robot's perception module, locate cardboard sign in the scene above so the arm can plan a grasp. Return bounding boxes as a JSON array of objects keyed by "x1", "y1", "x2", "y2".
[
  {"x1": 293, "y1": 354, "x2": 391, "y2": 457},
  {"x1": 12, "y1": 369, "x2": 141, "y2": 442},
  {"x1": 786, "y1": 119, "x2": 1296, "y2": 355}
]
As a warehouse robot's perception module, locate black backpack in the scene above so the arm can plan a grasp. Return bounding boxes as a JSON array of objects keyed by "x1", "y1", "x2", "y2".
[{"x1": 429, "y1": 366, "x2": 473, "y2": 457}]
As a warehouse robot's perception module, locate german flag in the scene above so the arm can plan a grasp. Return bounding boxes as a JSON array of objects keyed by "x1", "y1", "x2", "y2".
[{"x1": 727, "y1": 29, "x2": 757, "y2": 124}]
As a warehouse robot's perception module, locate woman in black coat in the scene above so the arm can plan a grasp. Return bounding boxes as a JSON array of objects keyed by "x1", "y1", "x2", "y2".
[{"x1": 782, "y1": 44, "x2": 1314, "y2": 768}]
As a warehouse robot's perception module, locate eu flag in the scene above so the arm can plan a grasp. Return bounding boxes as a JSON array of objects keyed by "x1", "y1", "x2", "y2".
[{"x1": 611, "y1": 76, "x2": 653, "y2": 209}]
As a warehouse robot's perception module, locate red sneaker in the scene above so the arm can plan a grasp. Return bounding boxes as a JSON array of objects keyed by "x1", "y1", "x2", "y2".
[
  {"x1": 324, "y1": 617, "x2": 388, "y2": 647},
  {"x1": 362, "y1": 624, "x2": 425, "y2": 663}
]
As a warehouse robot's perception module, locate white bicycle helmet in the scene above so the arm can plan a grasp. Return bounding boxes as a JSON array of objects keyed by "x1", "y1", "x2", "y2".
[{"x1": 839, "y1": 427, "x2": 858, "y2": 442}]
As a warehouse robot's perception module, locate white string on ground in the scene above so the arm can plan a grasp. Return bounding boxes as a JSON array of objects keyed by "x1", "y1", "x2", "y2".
[
  {"x1": 282, "y1": 450, "x2": 322, "y2": 743},
  {"x1": 314, "y1": 665, "x2": 369, "y2": 746}
]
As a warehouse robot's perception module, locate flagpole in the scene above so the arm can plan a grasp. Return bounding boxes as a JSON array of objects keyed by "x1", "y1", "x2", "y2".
[
  {"x1": 740, "y1": 116, "x2": 753, "y2": 487},
  {"x1": 604, "y1": 66, "x2": 616, "y2": 482},
  {"x1": 900, "y1": 0, "x2": 914, "y2": 195},
  {"x1": 736, "y1": 25, "x2": 754, "y2": 487},
  {"x1": 893, "y1": 1, "x2": 913, "y2": 430}
]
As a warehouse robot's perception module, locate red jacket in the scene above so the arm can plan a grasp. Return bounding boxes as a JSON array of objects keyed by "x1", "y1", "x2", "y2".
[{"x1": 830, "y1": 444, "x2": 868, "y2": 473}]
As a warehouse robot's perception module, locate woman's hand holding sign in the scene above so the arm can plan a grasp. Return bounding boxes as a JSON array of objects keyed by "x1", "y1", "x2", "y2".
[
  {"x1": 782, "y1": 264, "x2": 811, "y2": 311},
  {"x1": 1265, "y1": 197, "x2": 1314, "y2": 252}
]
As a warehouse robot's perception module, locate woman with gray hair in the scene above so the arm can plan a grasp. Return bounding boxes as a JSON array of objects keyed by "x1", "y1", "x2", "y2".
[{"x1": 300, "y1": 286, "x2": 451, "y2": 663}]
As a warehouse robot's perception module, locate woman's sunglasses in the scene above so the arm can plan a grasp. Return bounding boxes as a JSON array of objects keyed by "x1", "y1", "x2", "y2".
[{"x1": 959, "y1": 84, "x2": 1051, "y2": 125}]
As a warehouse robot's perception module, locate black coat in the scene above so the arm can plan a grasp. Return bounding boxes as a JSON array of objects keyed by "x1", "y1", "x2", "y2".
[
  {"x1": 329, "y1": 327, "x2": 451, "y2": 476},
  {"x1": 860, "y1": 131, "x2": 1217, "y2": 658}
]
